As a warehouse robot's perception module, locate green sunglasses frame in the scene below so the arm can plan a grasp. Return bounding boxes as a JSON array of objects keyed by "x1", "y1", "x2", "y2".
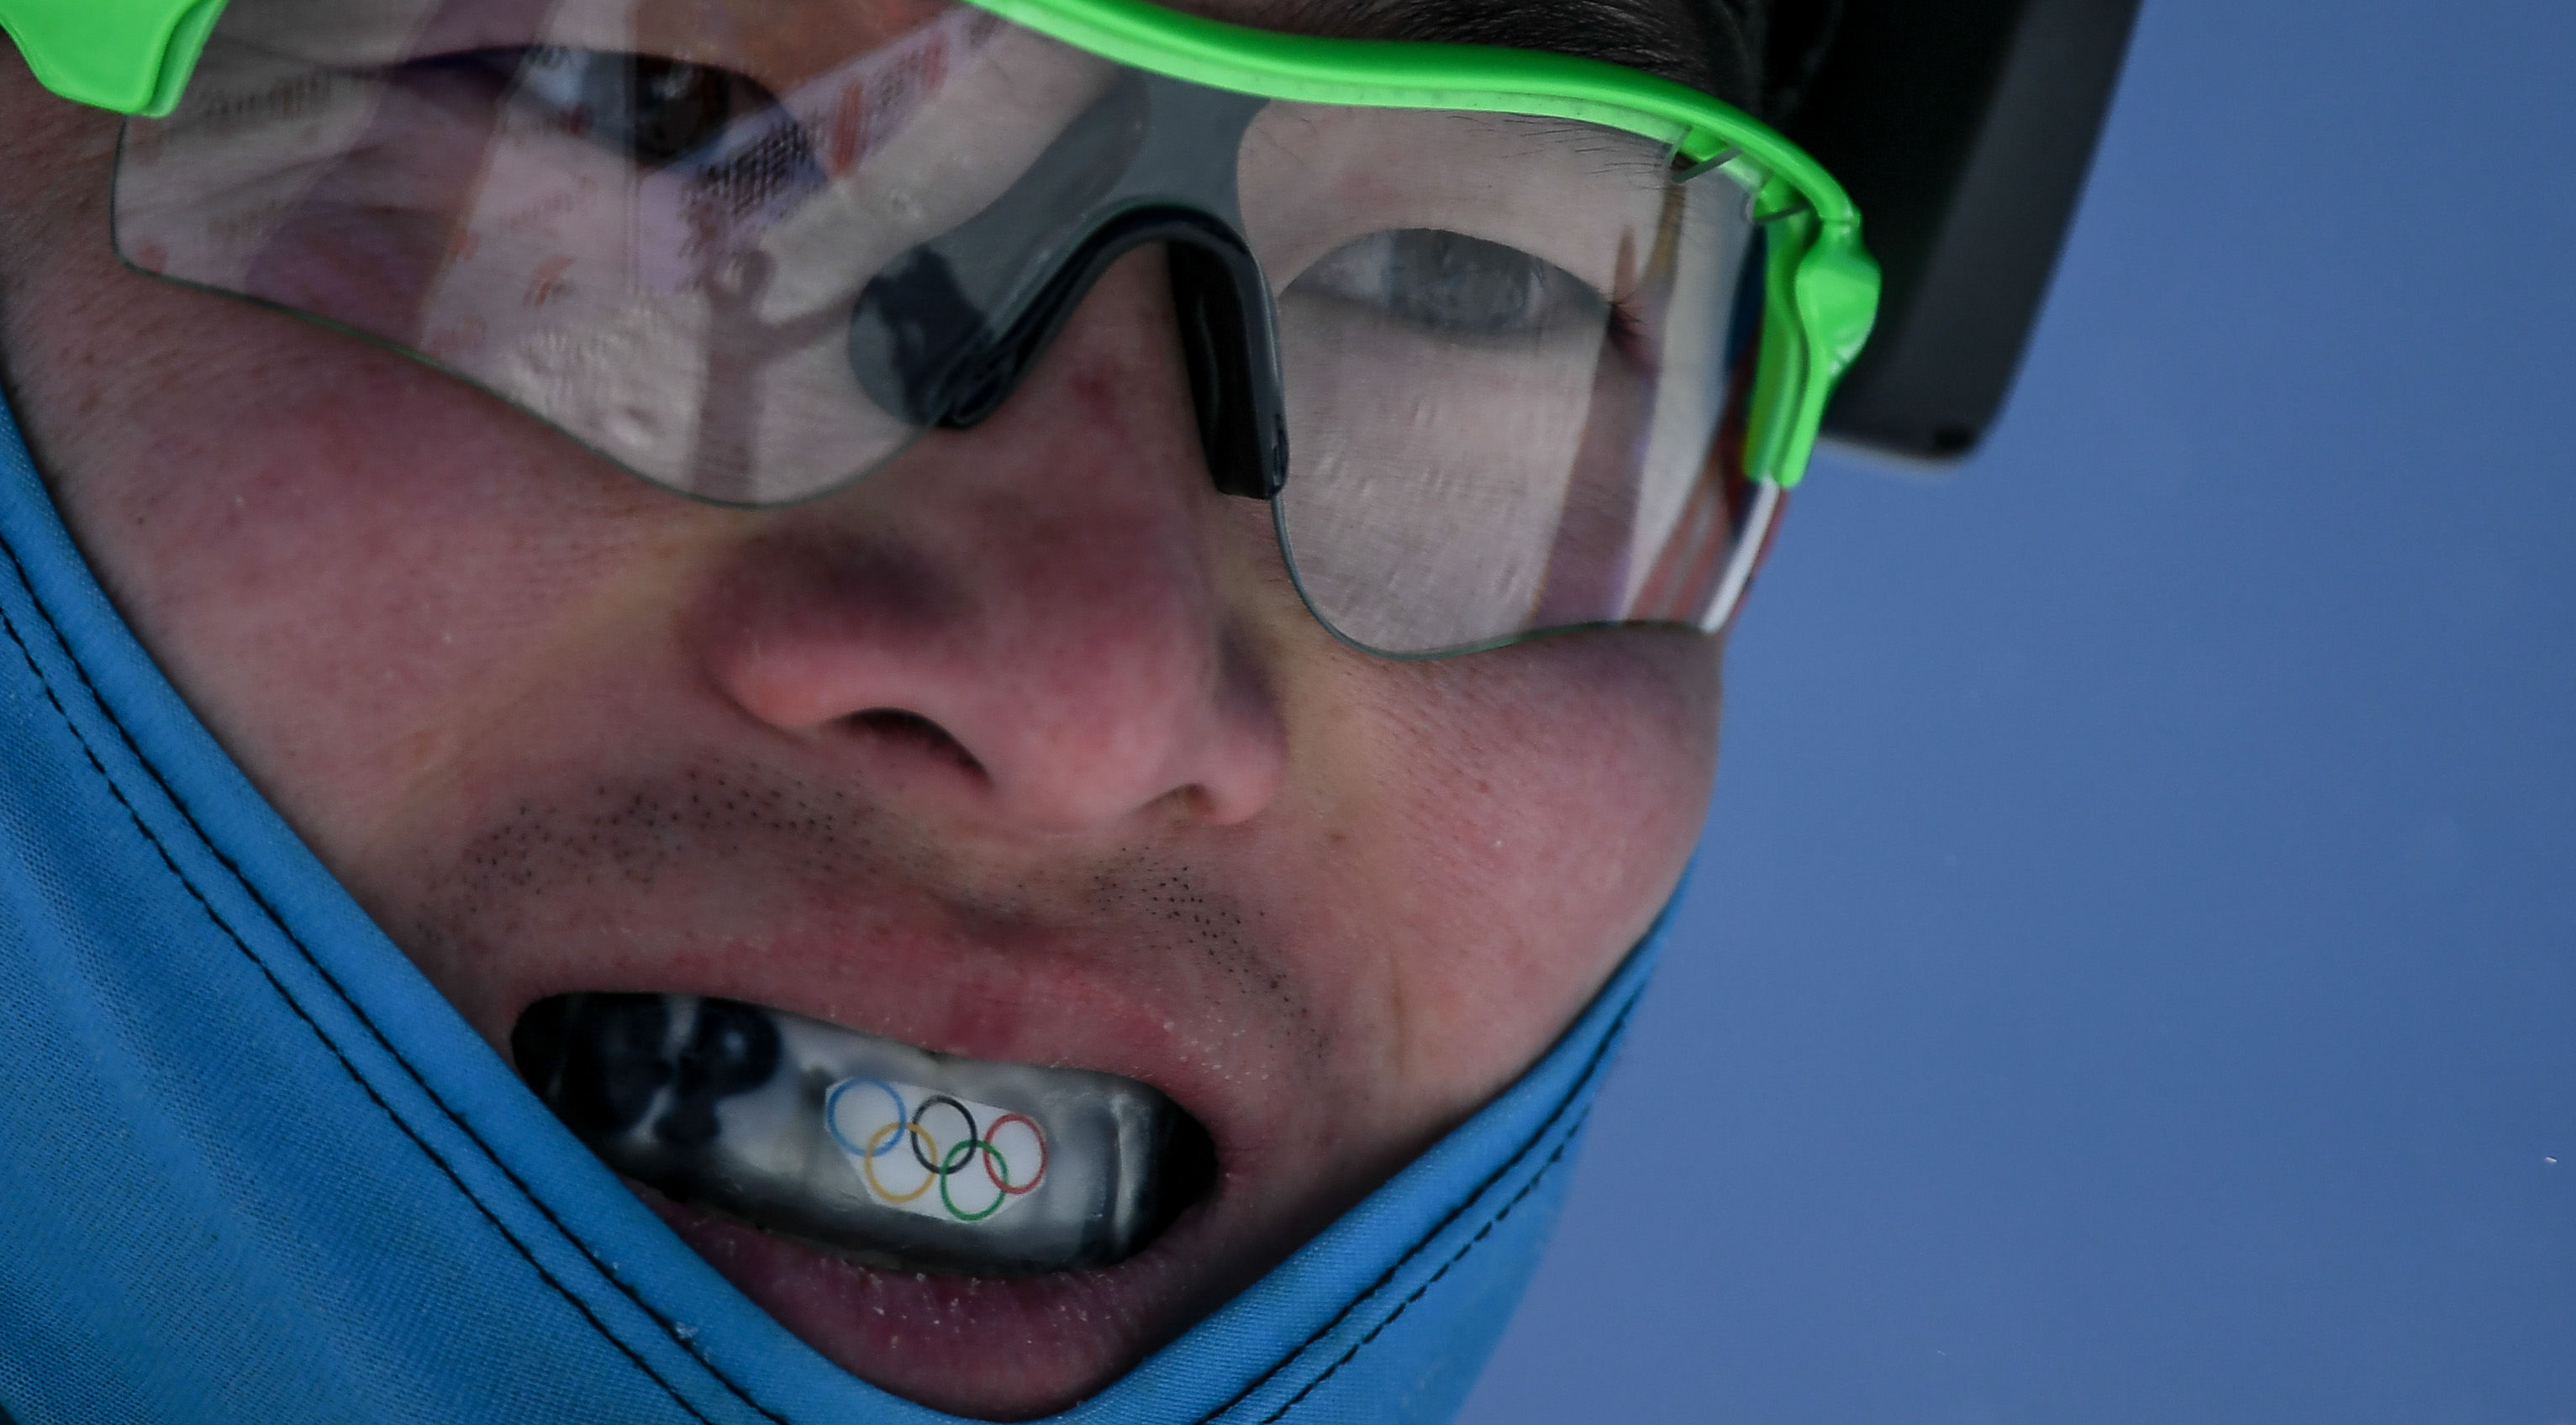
[{"x1": 0, "y1": 0, "x2": 1878, "y2": 487}]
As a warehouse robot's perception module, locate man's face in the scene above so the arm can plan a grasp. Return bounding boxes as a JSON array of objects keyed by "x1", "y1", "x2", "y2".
[{"x1": 0, "y1": 2, "x2": 1726, "y2": 1416}]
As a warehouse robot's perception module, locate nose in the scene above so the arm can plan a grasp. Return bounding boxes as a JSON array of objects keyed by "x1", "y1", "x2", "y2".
[{"x1": 691, "y1": 250, "x2": 1288, "y2": 834}]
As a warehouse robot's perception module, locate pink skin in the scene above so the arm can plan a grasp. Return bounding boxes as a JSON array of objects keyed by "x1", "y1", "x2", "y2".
[{"x1": 0, "y1": 29, "x2": 1724, "y2": 1421}]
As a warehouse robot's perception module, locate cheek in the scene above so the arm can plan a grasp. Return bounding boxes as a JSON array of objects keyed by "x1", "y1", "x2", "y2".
[
  {"x1": 8, "y1": 250, "x2": 692, "y2": 849},
  {"x1": 1294, "y1": 628, "x2": 1720, "y2": 1106}
]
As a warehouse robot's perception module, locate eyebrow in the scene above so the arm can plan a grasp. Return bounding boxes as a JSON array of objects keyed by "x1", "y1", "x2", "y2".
[{"x1": 1282, "y1": 0, "x2": 1738, "y2": 101}]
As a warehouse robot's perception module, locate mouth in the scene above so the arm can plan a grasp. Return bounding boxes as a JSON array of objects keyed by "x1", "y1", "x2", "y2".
[{"x1": 512, "y1": 992, "x2": 1220, "y2": 1278}]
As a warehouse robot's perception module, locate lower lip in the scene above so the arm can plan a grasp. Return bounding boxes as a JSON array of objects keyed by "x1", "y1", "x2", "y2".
[{"x1": 639, "y1": 1181, "x2": 1199, "y2": 1420}]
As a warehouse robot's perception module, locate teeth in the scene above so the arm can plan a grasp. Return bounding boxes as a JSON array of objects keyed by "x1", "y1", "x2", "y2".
[{"x1": 512, "y1": 994, "x2": 1215, "y2": 1275}]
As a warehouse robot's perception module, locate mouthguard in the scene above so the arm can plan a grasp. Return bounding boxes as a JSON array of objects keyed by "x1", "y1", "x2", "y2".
[{"x1": 512, "y1": 993, "x2": 1215, "y2": 1275}]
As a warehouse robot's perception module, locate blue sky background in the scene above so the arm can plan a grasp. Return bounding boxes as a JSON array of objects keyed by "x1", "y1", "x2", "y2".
[{"x1": 1462, "y1": 1, "x2": 2576, "y2": 1420}]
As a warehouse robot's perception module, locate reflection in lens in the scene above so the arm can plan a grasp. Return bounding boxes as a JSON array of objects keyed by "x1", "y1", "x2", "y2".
[
  {"x1": 1267, "y1": 145, "x2": 1765, "y2": 655},
  {"x1": 113, "y1": 0, "x2": 1076, "y2": 507},
  {"x1": 445, "y1": 47, "x2": 788, "y2": 170},
  {"x1": 1297, "y1": 229, "x2": 1608, "y2": 339}
]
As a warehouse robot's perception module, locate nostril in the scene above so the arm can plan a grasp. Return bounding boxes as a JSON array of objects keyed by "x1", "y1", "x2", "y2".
[{"x1": 850, "y1": 708, "x2": 985, "y2": 779}]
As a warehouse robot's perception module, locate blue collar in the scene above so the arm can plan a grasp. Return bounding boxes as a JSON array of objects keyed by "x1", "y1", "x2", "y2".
[{"x1": 0, "y1": 393, "x2": 1664, "y2": 1424}]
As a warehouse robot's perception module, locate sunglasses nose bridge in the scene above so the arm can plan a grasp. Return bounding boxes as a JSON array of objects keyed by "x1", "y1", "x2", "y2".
[{"x1": 844, "y1": 73, "x2": 1283, "y2": 497}]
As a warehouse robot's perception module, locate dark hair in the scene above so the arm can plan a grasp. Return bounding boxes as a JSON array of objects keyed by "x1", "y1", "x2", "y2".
[{"x1": 1282, "y1": 0, "x2": 1767, "y2": 112}]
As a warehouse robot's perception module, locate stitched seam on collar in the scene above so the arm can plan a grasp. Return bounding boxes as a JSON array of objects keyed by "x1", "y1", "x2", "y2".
[
  {"x1": 1261, "y1": 1112, "x2": 1587, "y2": 1422},
  {"x1": 0, "y1": 528, "x2": 788, "y2": 1425},
  {"x1": 1190, "y1": 986, "x2": 1640, "y2": 1424}
]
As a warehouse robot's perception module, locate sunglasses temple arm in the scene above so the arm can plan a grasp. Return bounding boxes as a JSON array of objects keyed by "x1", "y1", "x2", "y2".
[{"x1": 1698, "y1": 478, "x2": 1783, "y2": 634}]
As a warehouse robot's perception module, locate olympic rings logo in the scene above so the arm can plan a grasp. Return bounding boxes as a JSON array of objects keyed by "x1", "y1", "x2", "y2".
[{"x1": 824, "y1": 1077, "x2": 1049, "y2": 1224}]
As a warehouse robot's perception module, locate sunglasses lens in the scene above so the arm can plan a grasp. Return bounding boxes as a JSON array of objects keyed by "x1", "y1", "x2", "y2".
[
  {"x1": 115, "y1": 0, "x2": 1098, "y2": 505},
  {"x1": 1241, "y1": 107, "x2": 1772, "y2": 654},
  {"x1": 114, "y1": 0, "x2": 1781, "y2": 647}
]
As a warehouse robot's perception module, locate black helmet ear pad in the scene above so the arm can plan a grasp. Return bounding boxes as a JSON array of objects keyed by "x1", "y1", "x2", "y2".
[{"x1": 848, "y1": 209, "x2": 1288, "y2": 502}]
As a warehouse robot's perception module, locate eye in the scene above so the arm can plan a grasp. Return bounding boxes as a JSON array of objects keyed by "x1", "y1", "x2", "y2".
[
  {"x1": 1293, "y1": 229, "x2": 1609, "y2": 339},
  {"x1": 434, "y1": 47, "x2": 784, "y2": 168}
]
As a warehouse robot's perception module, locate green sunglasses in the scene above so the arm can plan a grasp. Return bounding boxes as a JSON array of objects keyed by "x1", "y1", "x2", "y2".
[{"x1": 0, "y1": 0, "x2": 1878, "y2": 655}]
